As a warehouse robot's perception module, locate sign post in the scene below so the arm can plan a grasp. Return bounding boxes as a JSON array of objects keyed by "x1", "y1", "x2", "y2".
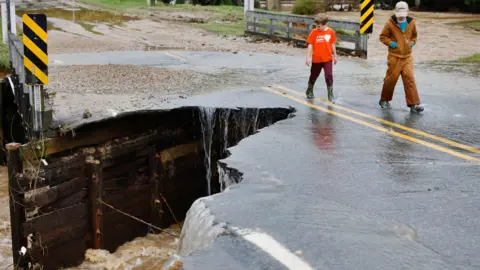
[
  {"x1": 360, "y1": 0, "x2": 374, "y2": 34},
  {"x1": 22, "y1": 13, "x2": 48, "y2": 138}
]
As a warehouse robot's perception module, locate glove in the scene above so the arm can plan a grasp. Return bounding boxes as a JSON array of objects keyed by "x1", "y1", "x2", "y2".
[
  {"x1": 390, "y1": 42, "x2": 397, "y2": 49},
  {"x1": 410, "y1": 42, "x2": 414, "y2": 48}
]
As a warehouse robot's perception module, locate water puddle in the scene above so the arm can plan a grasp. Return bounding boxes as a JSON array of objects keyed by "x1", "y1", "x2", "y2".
[
  {"x1": 16, "y1": 6, "x2": 137, "y2": 34},
  {"x1": 16, "y1": 7, "x2": 136, "y2": 24}
]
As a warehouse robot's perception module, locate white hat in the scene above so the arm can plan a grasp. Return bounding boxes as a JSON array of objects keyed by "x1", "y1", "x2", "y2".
[{"x1": 395, "y1": 1, "x2": 409, "y2": 17}]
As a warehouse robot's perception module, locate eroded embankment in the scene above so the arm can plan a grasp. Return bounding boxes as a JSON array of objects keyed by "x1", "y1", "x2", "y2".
[{"x1": 0, "y1": 105, "x2": 294, "y2": 270}]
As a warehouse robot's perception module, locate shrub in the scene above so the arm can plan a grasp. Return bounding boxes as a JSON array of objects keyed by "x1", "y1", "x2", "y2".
[{"x1": 292, "y1": 0, "x2": 325, "y2": 15}]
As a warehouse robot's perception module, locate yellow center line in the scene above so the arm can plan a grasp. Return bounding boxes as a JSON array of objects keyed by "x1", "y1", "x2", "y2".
[
  {"x1": 23, "y1": 35, "x2": 48, "y2": 65},
  {"x1": 273, "y1": 85, "x2": 480, "y2": 155},
  {"x1": 22, "y1": 14, "x2": 48, "y2": 43},
  {"x1": 24, "y1": 57, "x2": 48, "y2": 85},
  {"x1": 361, "y1": 5, "x2": 374, "y2": 22},
  {"x1": 165, "y1": 52, "x2": 186, "y2": 61},
  {"x1": 262, "y1": 87, "x2": 479, "y2": 162}
]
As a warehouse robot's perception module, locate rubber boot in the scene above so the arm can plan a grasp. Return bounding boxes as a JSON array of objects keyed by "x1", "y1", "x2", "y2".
[
  {"x1": 379, "y1": 100, "x2": 391, "y2": 108},
  {"x1": 327, "y1": 86, "x2": 334, "y2": 103},
  {"x1": 409, "y1": 104, "x2": 424, "y2": 113},
  {"x1": 306, "y1": 84, "x2": 314, "y2": 99}
]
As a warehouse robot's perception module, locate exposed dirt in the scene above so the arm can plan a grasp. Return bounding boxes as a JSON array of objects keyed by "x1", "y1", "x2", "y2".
[{"x1": 14, "y1": 2, "x2": 480, "y2": 62}]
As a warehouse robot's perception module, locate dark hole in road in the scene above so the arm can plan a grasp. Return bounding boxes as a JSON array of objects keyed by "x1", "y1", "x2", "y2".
[{"x1": 7, "y1": 101, "x2": 294, "y2": 268}]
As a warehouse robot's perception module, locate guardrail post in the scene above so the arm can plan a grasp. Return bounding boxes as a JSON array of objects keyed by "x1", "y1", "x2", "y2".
[
  {"x1": 1, "y1": 3, "x2": 7, "y2": 44},
  {"x1": 7, "y1": 143, "x2": 28, "y2": 269}
]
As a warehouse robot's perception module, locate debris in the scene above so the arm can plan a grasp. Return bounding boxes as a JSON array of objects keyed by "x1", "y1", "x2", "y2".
[
  {"x1": 295, "y1": 250, "x2": 304, "y2": 256},
  {"x1": 83, "y1": 109, "x2": 92, "y2": 119}
]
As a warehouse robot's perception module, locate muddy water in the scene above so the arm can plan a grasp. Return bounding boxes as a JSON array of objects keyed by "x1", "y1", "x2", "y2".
[
  {"x1": 16, "y1": 7, "x2": 136, "y2": 25},
  {"x1": 69, "y1": 223, "x2": 181, "y2": 270},
  {"x1": 0, "y1": 166, "x2": 180, "y2": 270}
]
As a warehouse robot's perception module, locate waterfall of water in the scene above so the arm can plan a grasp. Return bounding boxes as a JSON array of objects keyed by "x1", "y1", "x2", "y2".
[
  {"x1": 251, "y1": 109, "x2": 259, "y2": 134},
  {"x1": 177, "y1": 199, "x2": 226, "y2": 257},
  {"x1": 199, "y1": 107, "x2": 216, "y2": 196},
  {"x1": 221, "y1": 109, "x2": 231, "y2": 155}
]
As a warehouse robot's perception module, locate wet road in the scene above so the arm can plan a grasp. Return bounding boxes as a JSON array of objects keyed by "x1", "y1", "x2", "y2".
[
  {"x1": 50, "y1": 51, "x2": 480, "y2": 269},
  {"x1": 176, "y1": 83, "x2": 480, "y2": 269}
]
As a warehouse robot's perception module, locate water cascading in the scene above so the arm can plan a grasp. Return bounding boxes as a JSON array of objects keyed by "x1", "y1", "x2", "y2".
[
  {"x1": 199, "y1": 107, "x2": 216, "y2": 195},
  {"x1": 221, "y1": 109, "x2": 231, "y2": 155}
]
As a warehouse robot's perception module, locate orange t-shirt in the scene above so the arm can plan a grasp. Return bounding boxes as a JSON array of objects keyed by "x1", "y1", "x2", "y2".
[{"x1": 307, "y1": 27, "x2": 337, "y2": 63}]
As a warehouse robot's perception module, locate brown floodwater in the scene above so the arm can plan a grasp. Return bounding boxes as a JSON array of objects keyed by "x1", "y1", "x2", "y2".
[{"x1": 16, "y1": 7, "x2": 137, "y2": 25}]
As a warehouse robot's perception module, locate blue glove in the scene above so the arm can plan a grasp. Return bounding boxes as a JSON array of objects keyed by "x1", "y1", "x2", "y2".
[
  {"x1": 390, "y1": 42, "x2": 397, "y2": 49},
  {"x1": 410, "y1": 42, "x2": 414, "y2": 48}
]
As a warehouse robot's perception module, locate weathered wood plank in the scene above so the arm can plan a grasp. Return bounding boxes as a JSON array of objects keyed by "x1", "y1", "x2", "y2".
[
  {"x1": 19, "y1": 114, "x2": 161, "y2": 160},
  {"x1": 103, "y1": 184, "x2": 151, "y2": 212},
  {"x1": 22, "y1": 202, "x2": 88, "y2": 236},
  {"x1": 245, "y1": 10, "x2": 359, "y2": 31},
  {"x1": 157, "y1": 141, "x2": 201, "y2": 165},
  {"x1": 7, "y1": 143, "x2": 28, "y2": 269},
  {"x1": 102, "y1": 156, "x2": 147, "y2": 181},
  {"x1": 39, "y1": 189, "x2": 87, "y2": 214},
  {"x1": 98, "y1": 131, "x2": 158, "y2": 161},
  {"x1": 337, "y1": 33, "x2": 358, "y2": 43},
  {"x1": 24, "y1": 176, "x2": 87, "y2": 211},
  {"x1": 29, "y1": 236, "x2": 87, "y2": 270},
  {"x1": 89, "y1": 162, "x2": 104, "y2": 249},
  {"x1": 33, "y1": 218, "x2": 87, "y2": 247}
]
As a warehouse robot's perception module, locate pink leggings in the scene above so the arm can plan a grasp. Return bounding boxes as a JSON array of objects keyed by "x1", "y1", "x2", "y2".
[{"x1": 308, "y1": 61, "x2": 333, "y2": 87}]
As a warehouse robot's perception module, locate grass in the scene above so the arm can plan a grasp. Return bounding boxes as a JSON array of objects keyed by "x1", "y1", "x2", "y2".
[
  {"x1": 456, "y1": 53, "x2": 480, "y2": 63},
  {"x1": 459, "y1": 21, "x2": 480, "y2": 31},
  {"x1": 78, "y1": 22, "x2": 105, "y2": 35},
  {"x1": 0, "y1": 20, "x2": 10, "y2": 73},
  {"x1": 334, "y1": 28, "x2": 355, "y2": 36}
]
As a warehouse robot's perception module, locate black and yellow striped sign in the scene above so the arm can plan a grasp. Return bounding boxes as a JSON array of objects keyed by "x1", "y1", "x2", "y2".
[
  {"x1": 23, "y1": 14, "x2": 48, "y2": 85},
  {"x1": 360, "y1": 0, "x2": 374, "y2": 34}
]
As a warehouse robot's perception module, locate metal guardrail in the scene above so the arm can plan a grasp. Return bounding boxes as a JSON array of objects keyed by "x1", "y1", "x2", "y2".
[{"x1": 244, "y1": 10, "x2": 368, "y2": 58}]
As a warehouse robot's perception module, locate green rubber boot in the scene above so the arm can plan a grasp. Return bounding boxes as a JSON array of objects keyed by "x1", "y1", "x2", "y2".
[
  {"x1": 306, "y1": 84, "x2": 314, "y2": 99},
  {"x1": 327, "y1": 86, "x2": 334, "y2": 103}
]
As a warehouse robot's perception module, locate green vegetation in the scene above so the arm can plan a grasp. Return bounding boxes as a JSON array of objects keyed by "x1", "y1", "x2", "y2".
[
  {"x1": 80, "y1": 0, "x2": 248, "y2": 36},
  {"x1": 334, "y1": 28, "x2": 355, "y2": 36},
  {"x1": 78, "y1": 22, "x2": 105, "y2": 35},
  {"x1": 292, "y1": 0, "x2": 315, "y2": 15},
  {"x1": 0, "y1": 20, "x2": 10, "y2": 73},
  {"x1": 457, "y1": 53, "x2": 480, "y2": 63},
  {"x1": 459, "y1": 21, "x2": 480, "y2": 31},
  {"x1": 16, "y1": 7, "x2": 134, "y2": 34},
  {"x1": 195, "y1": 21, "x2": 245, "y2": 36},
  {"x1": 292, "y1": 0, "x2": 324, "y2": 15}
]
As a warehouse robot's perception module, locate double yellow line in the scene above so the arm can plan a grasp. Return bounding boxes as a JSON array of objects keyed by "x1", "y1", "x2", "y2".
[{"x1": 263, "y1": 85, "x2": 479, "y2": 162}]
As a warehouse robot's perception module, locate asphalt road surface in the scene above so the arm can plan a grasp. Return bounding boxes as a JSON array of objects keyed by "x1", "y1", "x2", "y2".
[{"x1": 51, "y1": 51, "x2": 480, "y2": 269}]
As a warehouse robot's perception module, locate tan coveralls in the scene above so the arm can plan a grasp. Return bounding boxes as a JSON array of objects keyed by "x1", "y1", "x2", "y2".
[{"x1": 379, "y1": 16, "x2": 420, "y2": 106}]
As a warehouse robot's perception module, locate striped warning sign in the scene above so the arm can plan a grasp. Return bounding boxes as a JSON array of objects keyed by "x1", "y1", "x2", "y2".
[
  {"x1": 23, "y1": 14, "x2": 48, "y2": 85},
  {"x1": 360, "y1": 0, "x2": 374, "y2": 34}
]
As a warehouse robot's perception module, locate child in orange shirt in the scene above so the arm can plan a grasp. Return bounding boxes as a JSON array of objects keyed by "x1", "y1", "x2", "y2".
[{"x1": 306, "y1": 14, "x2": 338, "y2": 102}]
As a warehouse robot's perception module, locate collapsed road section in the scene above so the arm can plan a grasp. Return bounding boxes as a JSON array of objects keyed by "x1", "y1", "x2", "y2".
[{"x1": 1, "y1": 100, "x2": 293, "y2": 269}]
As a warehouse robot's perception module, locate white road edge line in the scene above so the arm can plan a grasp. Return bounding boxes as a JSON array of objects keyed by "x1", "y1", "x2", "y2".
[{"x1": 232, "y1": 228, "x2": 315, "y2": 270}]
